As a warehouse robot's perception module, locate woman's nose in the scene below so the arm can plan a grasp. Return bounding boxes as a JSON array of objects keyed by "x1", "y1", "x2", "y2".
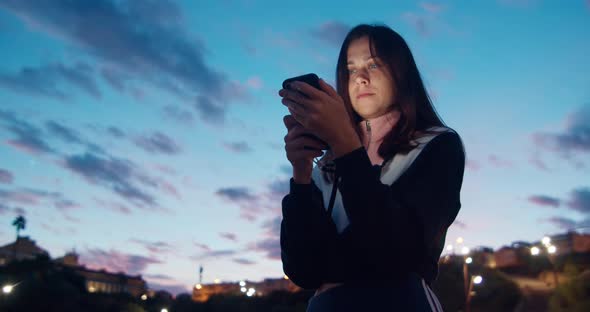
[{"x1": 355, "y1": 70, "x2": 369, "y2": 85}]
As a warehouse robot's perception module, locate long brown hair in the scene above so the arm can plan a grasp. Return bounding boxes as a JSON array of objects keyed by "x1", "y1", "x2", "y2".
[{"x1": 336, "y1": 24, "x2": 446, "y2": 160}]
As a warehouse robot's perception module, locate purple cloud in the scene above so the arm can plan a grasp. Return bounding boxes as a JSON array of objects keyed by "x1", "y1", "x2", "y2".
[
  {"x1": 546, "y1": 216, "x2": 577, "y2": 230},
  {"x1": 0, "y1": 187, "x2": 76, "y2": 212},
  {"x1": 45, "y1": 121, "x2": 84, "y2": 145},
  {"x1": 107, "y1": 126, "x2": 126, "y2": 138},
  {"x1": 216, "y1": 187, "x2": 257, "y2": 202},
  {"x1": 0, "y1": 169, "x2": 14, "y2": 183},
  {"x1": 222, "y1": 141, "x2": 252, "y2": 153},
  {"x1": 402, "y1": 12, "x2": 431, "y2": 37},
  {"x1": 0, "y1": 62, "x2": 100, "y2": 100},
  {"x1": 134, "y1": 131, "x2": 181, "y2": 155},
  {"x1": 162, "y1": 105, "x2": 194, "y2": 125},
  {"x1": 233, "y1": 258, "x2": 256, "y2": 265},
  {"x1": 248, "y1": 217, "x2": 281, "y2": 261},
  {"x1": 528, "y1": 195, "x2": 561, "y2": 208},
  {"x1": 0, "y1": 110, "x2": 55, "y2": 155},
  {"x1": 420, "y1": 2, "x2": 445, "y2": 13},
  {"x1": 488, "y1": 154, "x2": 512, "y2": 168},
  {"x1": 533, "y1": 105, "x2": 590, "y2": 158},
  {"x1": 0, "y1": 0, "x2": 247, "y2": 122},
  {"x1": 219, "y1": 232, "x2": 238, "y2": 242},
  {"x1": 216, "y1": 186, "x2": 262, "y2": 221},
  {"x1": 567, "y1": 188, "x2": 590, "y2": 214},
  {"x1": 0, "y1": 203, "x2": 10, "y2": 214},
  {"x1": 309, "y1": 21, "x2": 350, "y2": 46},
  {"x1": 54, "y1": 199, "x2": 80, "y2": 211},
  {"x1": 79, "y1": 248, "x2": 161, "y2": 275},
  {"x1": 93, "y1": 198, "x2": 132, "y2": 215},
  {"x1": 452, "y1": 220, "x2": 467, "y2": 229},
  {"x1": 192, "y1": 249, "x2": 238, "y2": 261},
  {"x1": 131, "y1": 239, "x2": 174, "y2": 254},
  {"x1": 193, "y1": 242, "x2": 211, "y2": 251},
  {"x1": 63, "y1": 152, "x2": 158, "y2": 208}
]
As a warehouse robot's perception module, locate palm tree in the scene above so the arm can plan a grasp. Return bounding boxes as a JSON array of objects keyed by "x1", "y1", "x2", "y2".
[
  {"x1": 12, "y1": 215, "x2": 26, "y2": 261},
  {"x1": 12, "y1": 215, "x2": 26, "y2": 239}
]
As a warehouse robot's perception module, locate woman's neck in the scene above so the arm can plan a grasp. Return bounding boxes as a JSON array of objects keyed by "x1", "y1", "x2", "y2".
[{"x1": 358, "y1": 109, "x2": 400, "y2": 165}]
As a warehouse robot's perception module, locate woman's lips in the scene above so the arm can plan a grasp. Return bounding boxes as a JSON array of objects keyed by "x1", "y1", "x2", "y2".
[{"x1": 357, "y1": 93, "x2": 374, "y2": 99}]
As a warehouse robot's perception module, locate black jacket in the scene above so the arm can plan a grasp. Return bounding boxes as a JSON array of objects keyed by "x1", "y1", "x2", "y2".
[{"x1": 280, "y1": 130, "x2": 465, "y2": 290}]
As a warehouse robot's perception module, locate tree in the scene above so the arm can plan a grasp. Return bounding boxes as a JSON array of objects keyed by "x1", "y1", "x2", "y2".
[
  {"x1": 11, "y1": 215, "x2": 26, "y2": 261},
  {"x1": 12, "y1": 215, "x2": 26, "y2": 239}
]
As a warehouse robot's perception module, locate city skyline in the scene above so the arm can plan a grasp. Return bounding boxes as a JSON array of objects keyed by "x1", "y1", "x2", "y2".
[{"x1": 0, "y1": 0, "x2": 589, "y2": 295}]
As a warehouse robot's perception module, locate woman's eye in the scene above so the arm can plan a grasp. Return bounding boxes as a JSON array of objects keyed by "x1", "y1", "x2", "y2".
[
  {"x1": 348, "y1": 68, "x2": 357, "y2": 74},
  {"x1": 369, "y1": 63, "x2": 378, "y2": 69}
]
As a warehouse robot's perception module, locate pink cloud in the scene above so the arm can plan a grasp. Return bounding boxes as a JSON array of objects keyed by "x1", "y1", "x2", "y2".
[
  {"x1": 529, "y1": 154, "x2": 549, "y2": 171},
  {"x1": 465, "y1": 159, "x2": 481, "y2": 171},
  {"x1": 94, "y1": 198, "x2": 132, "y2": 215},
  {"x1": 0, "y1": 169, "x2": 14, "y2": 183},
  {"x1": 193, "y1": 242, "x2": 211, "y2": 252},
  {"x1": 488, "y1": 154, "x2": 513, "y2": 168},
  {"x1": 79, "y1": 248, "x2": 161, "y2": 275},
  {"x1": 246, "y1": 76, "x2": 263, "y2": 90},
  {"x1": 420, "y1": 2, "x2": 445, "y2": 13},
  {"x1": 219, "y1": 232, "x2": 238, "y2": 242},
  {"x1": 528, "y1": 195, "x2": 560, "y2": 208}
]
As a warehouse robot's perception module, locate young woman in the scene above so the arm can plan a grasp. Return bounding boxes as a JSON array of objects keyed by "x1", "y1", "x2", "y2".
[{"x1": 279, "y1": 24, "x2": 464, "y2": 311}]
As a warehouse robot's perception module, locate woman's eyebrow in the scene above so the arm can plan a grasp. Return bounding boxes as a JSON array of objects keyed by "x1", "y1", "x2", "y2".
[{"x1": 347, "y1": 56, "x2": 377, "y2": 65}]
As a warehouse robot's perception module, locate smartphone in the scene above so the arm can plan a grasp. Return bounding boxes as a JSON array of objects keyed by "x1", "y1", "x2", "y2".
[
  {"x1": 281, "y1": 73, "x2": 327, "y2": 150},
  {"x1": 282, "y1": 73, "x2": 321, "y2": 91}
]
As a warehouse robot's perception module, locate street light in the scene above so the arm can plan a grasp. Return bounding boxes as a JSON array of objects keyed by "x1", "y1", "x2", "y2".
[
  {"x1": 465, "y1": 257, "x2": 473, "y2": 264},
  {"x1": 530, "y1": 246, "x2": 540, "y2": 256},
  {"x1": 466, "y1": 275, "x2": 483, "y2": 312},
  {"x1": 461, "y1": 246, "x2": 470, "y2": 255},
  {"x1": 2, "y1": 285, "x2": 13, "y2": 294},
  {"x1": 542, "y1": 236, "x2": 551, "y2": 246}
]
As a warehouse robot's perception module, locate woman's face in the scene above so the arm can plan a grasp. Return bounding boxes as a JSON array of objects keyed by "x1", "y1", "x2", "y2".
[{"x1": 347, "y1": 36, "x2": 396, "y2": 120}]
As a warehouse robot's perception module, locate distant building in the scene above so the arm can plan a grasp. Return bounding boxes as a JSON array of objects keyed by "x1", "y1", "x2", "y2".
[
  {"x1": 0, "y1": 236, "x2": 50, "y2": 265},
  {"x1": 55, "y1": 251, "x2": 147, "y2": 297},
  {"x1": 549, "y1": 232, "x2": 590, "y2": 254},
  {"x1": 493, "y1": 246, "x2": 527, "y2": 269},
  {"x1": 192, "y1": 277, "x2": 300, "y2": 302}
]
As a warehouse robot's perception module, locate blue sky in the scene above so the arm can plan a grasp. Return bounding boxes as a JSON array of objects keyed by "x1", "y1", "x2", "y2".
[{"x1": 0, "y1": 0, "x2": 589, "y2": 295}]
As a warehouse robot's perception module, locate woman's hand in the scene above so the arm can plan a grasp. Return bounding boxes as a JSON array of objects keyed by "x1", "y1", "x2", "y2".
[
  {"x1": 283, "y1": 115, "x2": 328, "y2": 184},
  {"x1": 279, "y1": 79, "x2": 361, "y2": 158}
]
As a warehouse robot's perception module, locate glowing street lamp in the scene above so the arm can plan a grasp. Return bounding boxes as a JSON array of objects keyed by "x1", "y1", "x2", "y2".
[
  {"x1": 2, "y1": 285, "x2": 13, "y2": 294},
  {"x1": 547, "y1": 245, "x2": 557, "y2": 254},
  {"x1": 542, "y1": 236, "x2": 551, "y2": 246},
  {"x1": 141, "y1": 294, "x2": 148, "y2": 301},
  {"x1": 465, "y1": 257, "x2": 473, "y2": 264},
  {"x1": 466, "y1": 275, "x2": 484, "y2": 312},
  {"x1": 161, "y1": 309, "x2": 168, "y2": 312},
  {"x1": 461, "y1": 246, "x2": 470, "y2": 255},
  {"x1": 530, "y1": 246, "x2": 540, "y2": 256}
]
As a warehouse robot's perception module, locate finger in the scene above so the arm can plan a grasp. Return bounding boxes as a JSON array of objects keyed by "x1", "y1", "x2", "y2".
[
  {"x1": 282, "y1": 88, "x2": 311, "y2": 108},
  {"x1": 286, "y1": 145, "x2": 324, "y2": 160},
  {"x1": 288, "y1": 106, "x2": 305, "y2": 125},
  {"x1": 284, "y1": 124, "x2": 310, "y2": 142},
  {"x1": 287, "y1": 136, "x2": 327, "y2": 151},
  {"x1": 291, "y1": 81, "x2": 324, "y2": 101},
  {"x1": 318, "y1": 78, "x2": 339, "y2": 98},
  {"x1": 283, "y1": 115, "x2": 299, "y2": 130}
]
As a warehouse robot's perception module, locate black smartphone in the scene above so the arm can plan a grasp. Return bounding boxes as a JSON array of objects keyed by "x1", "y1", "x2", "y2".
[
  {"x1": 281, "y1": 73, "x2": 328, "y2": 150},
  {"x1": 282, "y1": 73, "x2": 321, "y2": 91}
]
